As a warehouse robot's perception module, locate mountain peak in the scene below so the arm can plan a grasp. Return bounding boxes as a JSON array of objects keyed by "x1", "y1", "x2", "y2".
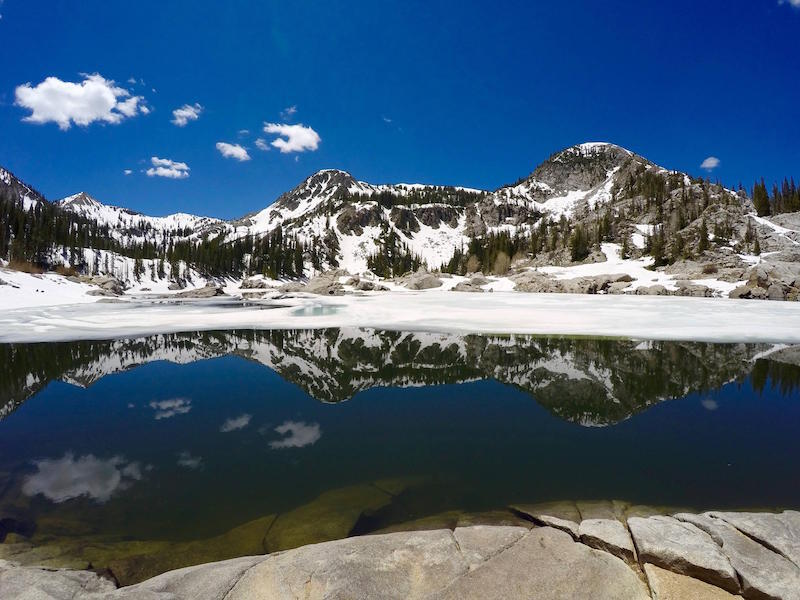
[{"x1": 58, "y1": 192, "x2": 102, "y2": 208}]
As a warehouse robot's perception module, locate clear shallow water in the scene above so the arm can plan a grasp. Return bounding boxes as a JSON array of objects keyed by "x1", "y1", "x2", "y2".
[{"x1": 0, "y1": 329, "x2": 799, "y2": 579}]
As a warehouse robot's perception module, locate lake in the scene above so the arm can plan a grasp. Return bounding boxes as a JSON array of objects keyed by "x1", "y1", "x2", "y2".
[{"x1": 1, "y1": 328, "x2": 799, "y2": 583}]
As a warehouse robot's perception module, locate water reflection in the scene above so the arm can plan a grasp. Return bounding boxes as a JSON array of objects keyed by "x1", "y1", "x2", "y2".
[
  {"x1": 22, "y1": 453, "x2": 145, "y2": 504},
  {"x1": 1, "y1": 329, "x2": 799, "y2": 584},
  {"x1": 269, "y1": 421, "x2": 322, "y2": 449},
  {"x1": 3, "y1": 328, "x2": 799, "y2": 426}
]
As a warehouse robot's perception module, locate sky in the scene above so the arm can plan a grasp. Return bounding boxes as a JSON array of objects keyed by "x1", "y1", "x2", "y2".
[{"x1": 1, "y1": 0, "x2": 799, "y2": 219}]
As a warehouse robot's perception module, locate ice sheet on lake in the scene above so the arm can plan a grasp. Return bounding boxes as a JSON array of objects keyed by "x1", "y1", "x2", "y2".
[{"x1": 1, "y1": 291, "x2": 800, "y2": 344}]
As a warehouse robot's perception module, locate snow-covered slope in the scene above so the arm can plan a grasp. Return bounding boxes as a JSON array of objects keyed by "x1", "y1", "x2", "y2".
[
  {"x1": 0, "y1": 166, "x2": 46, "y2": 211},
  {"x1": 57, "y1": 192, "x2": 225, "y2": 245}
]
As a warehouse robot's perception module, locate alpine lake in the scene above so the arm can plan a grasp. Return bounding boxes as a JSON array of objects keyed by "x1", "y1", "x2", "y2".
[{"x1": 1, "y1": 328, "x2": 799, "y2": 584}]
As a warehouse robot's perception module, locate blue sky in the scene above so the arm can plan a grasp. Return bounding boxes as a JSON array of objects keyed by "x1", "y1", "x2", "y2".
[{"x1": 1, "y1": 0, "x2": 799, "y2": 219}]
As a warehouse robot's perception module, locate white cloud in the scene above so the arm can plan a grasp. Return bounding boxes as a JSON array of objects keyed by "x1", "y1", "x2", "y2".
[
  {"x1": 263, "y1": 122, "x2": 321, "y2": 153},
  {"x1": 238, "y1": 129, "x2": 250, "y2": 137},
  {"x1": 280, "y1": 105, "x2": 297, "y2": 120},
  {"x1": 255, "y1": 138, "x2": 270, "y2": 151},
  {"x1": 14, "y1": 74, "x2": 148, "y2": 130},
  {"x1": 171, "y1": 103, "x2": 203, "y2": 127},
  {"x1": 269, "y1": 421, "x2": 321, "y2": 449},
  {"x1": 220, "y1": 413, "x2": 251, "y2": 432},
  {"x1": 779, "y1": 0, "x2": 800, "y2": 7},
  {"x1": 149, "y1": 397, "x2": 192, "y2": 419},
  {"x1": 124, "y1": 169, "x2": 132, "y2": 176},
  {"x1": 216, "y1": 142, "x2": 251, "y2": 161},
  {"x1": 700, "y1": 156, "x2": 720, "y2": 171},
  {"x1": 22, "y1": 453, "x2": 143, "y2": 503},
  {"x1": 382, "y1": 116, "x2": 393, "y2": 123},
  {"x1": 146, "y1": 156, "x2": 190, "y2": 179},
  {"x1": 177, "y1": 451, "x2": 203, "y2": 469}
]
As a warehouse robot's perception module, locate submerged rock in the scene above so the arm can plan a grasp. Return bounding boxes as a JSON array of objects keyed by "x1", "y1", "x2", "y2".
[{"x1": 262, "y1": 483, "x2": 397, "y2": 552}]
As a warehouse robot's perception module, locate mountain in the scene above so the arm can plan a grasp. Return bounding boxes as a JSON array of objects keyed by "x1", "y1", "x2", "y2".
[
  {"x1": 56, "y1": 192, "x2": 225, "y2": 246},
  {"x1": 2, "y1": 142, "x2": 799, "y2": 297},
  {"x1": 0, "y1": 166, "x2": 46, "y2": 212},
  {"x1": 4, "y1": 328, "x2": 796, "y2": 426}
]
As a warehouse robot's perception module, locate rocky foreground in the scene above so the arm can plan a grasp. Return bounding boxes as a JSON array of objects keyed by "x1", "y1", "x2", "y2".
[{"x1": 3, "y1": 506, "x2": 799, "y2": 599}]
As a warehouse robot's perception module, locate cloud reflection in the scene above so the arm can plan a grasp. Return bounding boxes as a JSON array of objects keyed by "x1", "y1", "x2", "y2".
[
  {"x1": 22, "y1": 452, "x2": 143, "y2": 503},
  {"x1": 220, "y1": 414, "x2": 251, "y2": 432},
  {"x1": 701, "y1": 398, "x2": 719, "y2": 411},
  {"x1": 150, "y1": 398, "x2": 192, "y2": 419},
  {"x1": 269, "y1": 421, "x2": 321, "y2": 449},
  {"x1": 177, "y1": 451, "x2": 203, "y2": 469}
]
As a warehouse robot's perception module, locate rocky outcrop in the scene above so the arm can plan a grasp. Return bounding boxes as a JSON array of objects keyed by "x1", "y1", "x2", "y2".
[
  {"x1": 676, "y1": 513, "x2": 800, "y2": 600},
  {"x1": 578, "y1": 518, "x2": 636, "y2": 564},
  {"x1": 643, "y1": 563, "x2": 743, "y2": 600},
  {"x1": 627, "y1": 516, "x2": 739, "y2": 593},
  {"x1": 6, "y1": 508, "x2": 800, "y2": 600}
]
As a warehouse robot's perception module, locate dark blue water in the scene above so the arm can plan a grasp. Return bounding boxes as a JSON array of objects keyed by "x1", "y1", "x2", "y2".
[{"x1": 0, "y1": 329, "x2": 798, "y2": 546}]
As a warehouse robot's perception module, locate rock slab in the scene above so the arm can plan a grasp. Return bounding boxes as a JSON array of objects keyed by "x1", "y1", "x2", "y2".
[{"x1": 627, "y1": 515, "x2": 739, "y2": 593}]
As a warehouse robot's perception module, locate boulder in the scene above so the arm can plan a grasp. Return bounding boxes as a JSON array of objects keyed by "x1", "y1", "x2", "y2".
[
  {"x1": 635, "y1": 285, "x2": 670, "y2": 296},
  {"x1": 675, "y1": 282, "x2": 713, "y2": 297},
  {"x1": 677, "y1": 512, "x2": 800, "y2": 600},
  {"x1": 85, "y1": 275, "x2": 124, "y2": 295},
  {"x1": 469, "y1": 274, "x2": 490, "y2": 286},
  {"x1": 607, "y1": 281, "x2": 632, "y2": 294},
  {"x1": 627, "y1": 516, "x2": 739, "y2": 593},
  {"x1": 167, "y1": 281, "x2": 184, "y2": 291},
  {"x1": 281, "y1": 273, "x2": 346, "y2": 296},
  {"x1": 240, "y1": 277, "x2": 267, "y2": 289},
  {"x1": 399, "y1": 272, "x2": 442, "y2": 290},
  {"x1": 452, "y1": 281, "x2": 485, "y2": 293},
  {"x1": 729, "y1": 284, "x2": 767, "y2": 300},
  {"x1": 355, "y1": 279, "x2": 388, "y2": 292},
  {"x1": 643, "y1": 563, "x2": 743, "y2": 600},
  {"x1": 746, "y1": 264, "x2": 772, "y2": 288},
  {"x1": 578, "y1": 518, "x2": 636, "y2": 563},
  {"x1": 767, "y1": 283, "x2": 787, "y2": 301},
  {"x1": 176, "y1": 283, "x2": 226, "y2": 298},
  {"x1": 86, "y1": 288, "x2": 118, "y2": 297}
]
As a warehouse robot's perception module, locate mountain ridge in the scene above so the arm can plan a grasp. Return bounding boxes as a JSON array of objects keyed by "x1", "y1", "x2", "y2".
[{"x1": 2, "y1": 142, "x2": 799, "y2": 300}]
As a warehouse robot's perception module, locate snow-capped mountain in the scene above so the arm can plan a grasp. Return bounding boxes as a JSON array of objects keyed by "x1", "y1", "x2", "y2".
[
  {"x1": 1, "y1": 141, "x2": 768, "y2": 284},
  {"x1": 57, "y1": 192, "x2": 225, "y2": 246}
]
